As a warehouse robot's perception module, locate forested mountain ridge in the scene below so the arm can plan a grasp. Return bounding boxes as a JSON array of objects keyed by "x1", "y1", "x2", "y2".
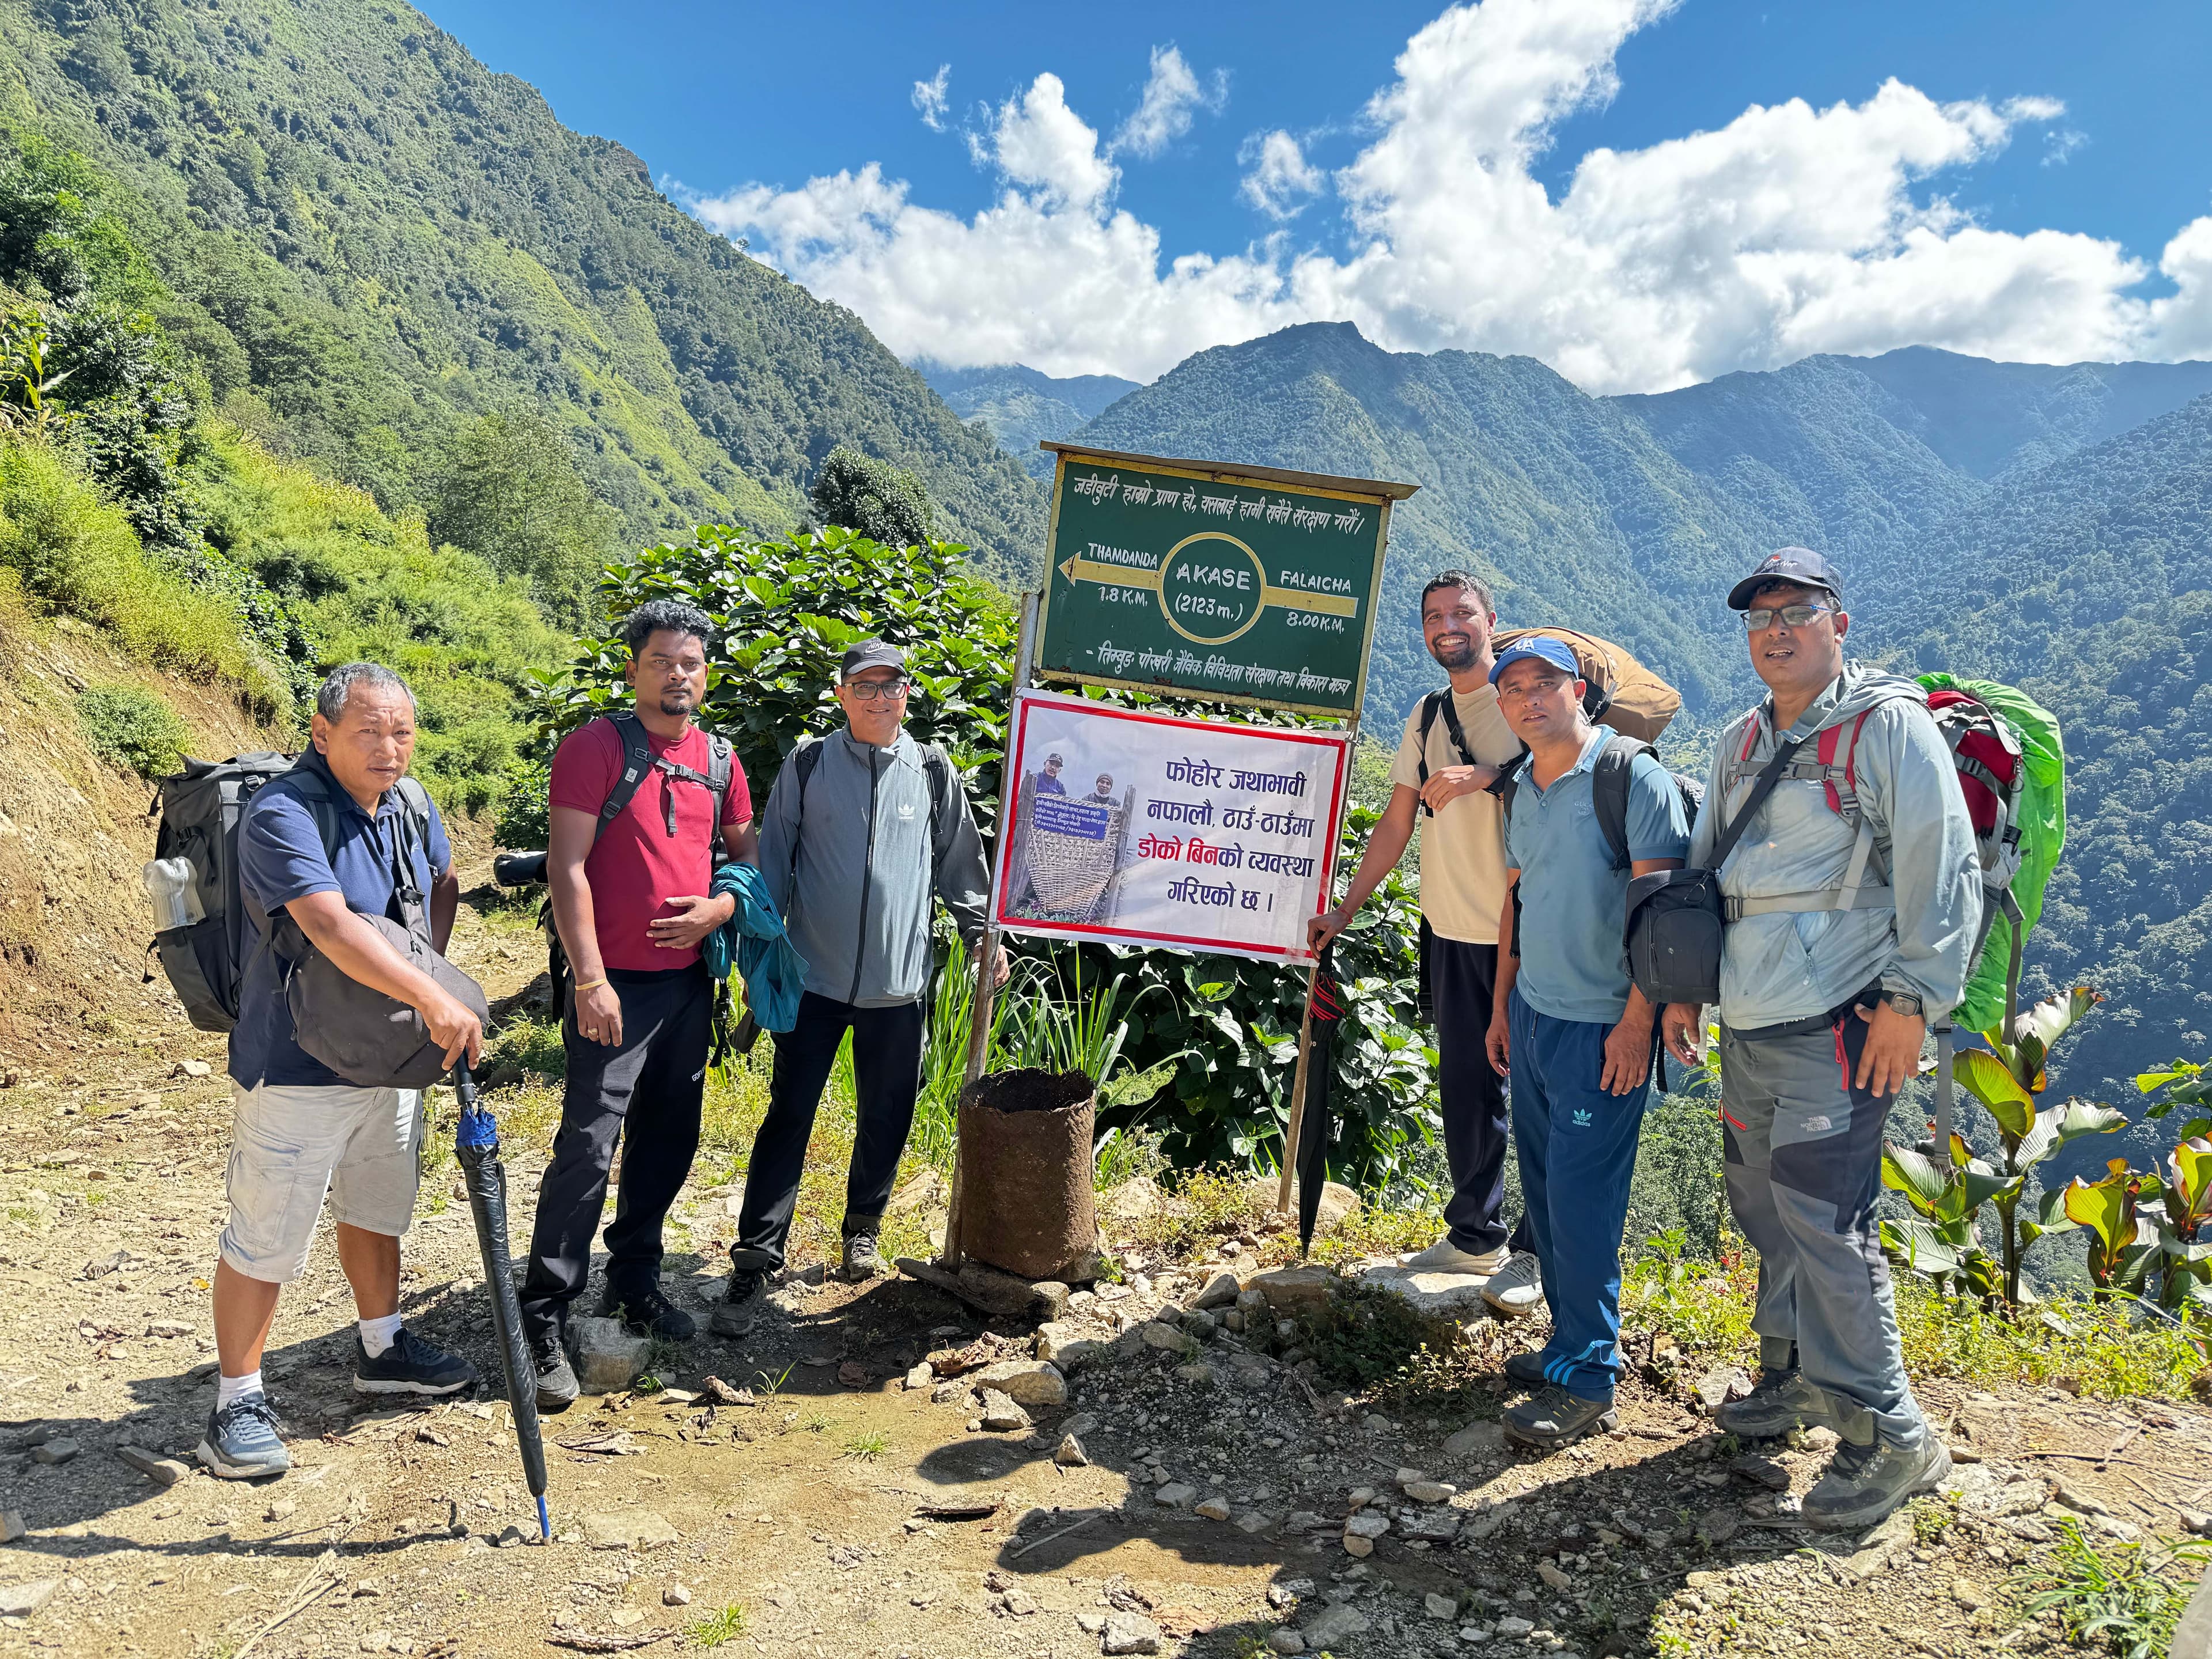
[
  {"x1": 0, "y1": 0, "x2": 1044, "y2": 564},
  {"x1": 919, "y1": 362, "x2": 1143, "y2": 483},
  {"x1": 1862, "y1": 390, "x2": 2212, "y2": 1140}
]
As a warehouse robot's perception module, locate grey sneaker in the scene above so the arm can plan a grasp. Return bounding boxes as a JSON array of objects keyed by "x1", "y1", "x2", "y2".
[
  {"x1": 1481, "y1": 1249, "x2": 1543, "y2": 1319},
  {"x1": 1403, "y1": 1237, "x2": 1508, "y2": 1275},
  {"x1": 1802, "y1": 1434, "x2": 1952, "y2": 1531},
  {"x1": 709, "y1": 1268, "x2": 767, "y2": 1338},
  {"x1": 353, "y1": 1328, "x2": 479, "y2": 1397},
  {"x1": 842, "y1": 1231, "x2": 888, "y2": 1282},
  {"x1": 1715, "y1": 1367, "x2": 1831, "y2": 1439},
  {"x1": 1502, "y1": 1384, "x2": 1618, "y2": 1451},
  {"x1": 196, "y1": 1391, "x2": 290, "y2": 1479}
]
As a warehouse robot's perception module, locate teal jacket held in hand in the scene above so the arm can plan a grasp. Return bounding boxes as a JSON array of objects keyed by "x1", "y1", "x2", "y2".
[{"x1": 702, "y1": 862, "x2": 807, "y2": 1033}]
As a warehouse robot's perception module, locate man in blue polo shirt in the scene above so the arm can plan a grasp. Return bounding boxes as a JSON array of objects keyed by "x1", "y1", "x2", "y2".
[
  {"x1": 1485, "y1": 637, "x2": 1690, "y2": 1450},
  {"x1": 203, "y1": 662, "x2": 485, "y2": 1480}
]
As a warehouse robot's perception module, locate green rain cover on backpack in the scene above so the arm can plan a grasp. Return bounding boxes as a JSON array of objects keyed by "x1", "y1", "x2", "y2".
[{"x1": 1919, "y1": 673, "x2": 2066, "y2": 1033}]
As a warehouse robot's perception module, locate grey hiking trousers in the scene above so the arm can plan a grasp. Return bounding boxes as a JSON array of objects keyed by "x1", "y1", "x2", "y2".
[{"x1": 1719, "y1": 999, "x2": 1928, "y2": 1450}]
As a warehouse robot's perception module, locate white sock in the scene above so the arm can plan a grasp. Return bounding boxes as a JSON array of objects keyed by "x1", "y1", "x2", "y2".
[
  {"x1": 359, "y1": 1312, "x2": 403, "y2": 1358},
  {"x1": 216, "y1": 1368, "x2": 263, "y2": 1408}
]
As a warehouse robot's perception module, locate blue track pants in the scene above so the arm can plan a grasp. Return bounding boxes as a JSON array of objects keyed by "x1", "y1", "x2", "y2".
[{"x1": 1508, "y1": 990, "x2": 1649, "y2": 1401}]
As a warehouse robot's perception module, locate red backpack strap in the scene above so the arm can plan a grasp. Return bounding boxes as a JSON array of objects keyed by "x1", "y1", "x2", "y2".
[{"x1": 1813, "y1": 710, "x2": 1874, "y2": 822}]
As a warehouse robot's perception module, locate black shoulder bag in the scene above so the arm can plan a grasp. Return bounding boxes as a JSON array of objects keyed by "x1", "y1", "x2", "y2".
[{"x1": 1622, "y1": 732, "x2": 1808, "y2": 1009}]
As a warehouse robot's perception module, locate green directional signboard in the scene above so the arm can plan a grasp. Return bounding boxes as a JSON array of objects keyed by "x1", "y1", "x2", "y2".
[{"x1": 1036, "y1": 443, "x2": 1417, "y2": 719}]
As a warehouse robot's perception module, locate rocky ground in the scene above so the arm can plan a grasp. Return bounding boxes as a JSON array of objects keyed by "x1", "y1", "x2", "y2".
[{"x1": 3, "y1": 871, "x2": 2210, "y2": 1659}]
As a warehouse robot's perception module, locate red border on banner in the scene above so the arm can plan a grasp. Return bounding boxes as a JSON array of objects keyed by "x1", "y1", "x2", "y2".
[{"x1": 990, "y1": 690, "x2": 1351, "y2": 961}]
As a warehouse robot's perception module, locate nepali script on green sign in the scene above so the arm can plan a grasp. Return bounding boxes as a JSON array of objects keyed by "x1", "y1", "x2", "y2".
[{"x1": 1039, "y1": 452, "x2": 1395, "y2": 718}]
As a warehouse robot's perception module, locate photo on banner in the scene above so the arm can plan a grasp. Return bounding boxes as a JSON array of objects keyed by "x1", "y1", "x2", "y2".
[{"x1": 991, "y1": 689, "x2": 1351, "y2": 963}]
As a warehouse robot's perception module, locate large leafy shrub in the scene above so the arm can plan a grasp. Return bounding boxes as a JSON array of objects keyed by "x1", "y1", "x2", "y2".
[
  {"x1": 531, "y1": 525, "x2": 1434, "y2": 1184},
  {"x1": 529, "y1": 525, "x2": 1018, "y2": 825}
]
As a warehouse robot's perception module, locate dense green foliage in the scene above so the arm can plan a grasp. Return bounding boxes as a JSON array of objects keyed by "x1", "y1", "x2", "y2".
[
  {"x1": 74, "y1": 680, "x2": 188, "y2": 777},
  {"x1": 806, "y1": 445, "x2": 934, "y2": 548},
  {"x1": 532, "y1": 527, "x2": 1018, "y2": 824},
  {"x1": 0, "y1": 0, "x2": 1044, "y2": 569},
  {"x1": 425, "y1": 408, "x2": 618, "y2": 627},
  {"x1": 196, "y1": 422, "x2": 564, "y2": 812}
]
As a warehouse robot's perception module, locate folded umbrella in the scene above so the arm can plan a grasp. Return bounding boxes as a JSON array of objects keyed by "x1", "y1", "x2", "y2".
[
  {"x1": 1297, "y1": 948, "x2": 1345, "y2": 1259},
  {"x1": 452, "y1": 1060, "x2": 551, "y2": 1541}
]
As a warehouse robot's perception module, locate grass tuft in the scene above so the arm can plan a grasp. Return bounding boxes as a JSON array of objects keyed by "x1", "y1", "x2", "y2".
[
  {"x1": 841, "y1": 1429, "x2": 889, "y2": 1462},
  {"x1": 688, "y1": 1603, "x2": 749, "y2": 1648},
  {"x1": 2014, "y1": 1522, "x2": 2209, "y2": 1659}
]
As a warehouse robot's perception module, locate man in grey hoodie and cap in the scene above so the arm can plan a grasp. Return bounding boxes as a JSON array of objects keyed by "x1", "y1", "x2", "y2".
[
  {"x1": 1662, "y1": 548, "x2": 1980, "y2": 1531},
  {"x1": 712, "y1": 639, "x2": 1003, "y2": 1335}
]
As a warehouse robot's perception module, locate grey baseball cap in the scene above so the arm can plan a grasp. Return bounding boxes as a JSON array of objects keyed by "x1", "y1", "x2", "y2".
[{"x1": 839, "y1": 638, "x2": 906, "y2": 680}]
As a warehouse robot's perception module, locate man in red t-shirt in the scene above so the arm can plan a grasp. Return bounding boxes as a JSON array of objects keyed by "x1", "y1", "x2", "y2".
[{"x1": 520, "y1": 600, "x2": 756, "y2": 1408}]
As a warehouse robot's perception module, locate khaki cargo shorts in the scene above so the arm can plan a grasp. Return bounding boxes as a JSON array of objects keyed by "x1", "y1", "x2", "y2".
[{"x1": 219, "y1": 1081, "x2": 423, "y2": 1283}]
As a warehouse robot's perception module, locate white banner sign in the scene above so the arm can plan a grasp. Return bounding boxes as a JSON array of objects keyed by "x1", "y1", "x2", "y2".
[{"x1": 991, "y1": 689, "x2": 1350, "y2": 963}]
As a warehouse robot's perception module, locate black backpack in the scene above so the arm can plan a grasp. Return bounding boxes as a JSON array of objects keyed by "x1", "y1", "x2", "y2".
[
  {"x1": 147, "y1": 755, "x2": 434, "y2": 1033},
  {"x1": 1493, "y1": 734, "x2": 1705, "y2": 934}
]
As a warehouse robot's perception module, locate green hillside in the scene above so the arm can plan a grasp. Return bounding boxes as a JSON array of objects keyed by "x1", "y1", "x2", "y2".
[
  {"x1": 0, "y1": 0, "x2": 1044, "y2": 567},
  {"x1": 1865, "y1": 392, "x2": 2212, "y2": 1152},
  {"x1": 919, "y1": 362, "x2": 1142, "y2": 483}
]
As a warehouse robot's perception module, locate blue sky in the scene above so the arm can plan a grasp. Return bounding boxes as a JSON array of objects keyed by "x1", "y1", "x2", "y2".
[{"x1": 423, "y1": 0, "x2": 2212, "y2": 390}]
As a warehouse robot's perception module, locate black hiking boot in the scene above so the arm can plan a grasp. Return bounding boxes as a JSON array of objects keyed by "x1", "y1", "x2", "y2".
[{"x1": 595, "y1": 1282, "x2": 695, "y2": 1342}]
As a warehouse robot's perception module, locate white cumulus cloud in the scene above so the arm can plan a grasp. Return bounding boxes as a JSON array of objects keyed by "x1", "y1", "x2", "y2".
[
  {"x1": 1111, "y1": 44, "x2": 1227, "y2": 160},
  {"x1": 683, "y1": 0, "x2": 2212, "y2": 389},
  {"x1": 1240, "y1": 130, "x2": 1324, "y2": 221},
  {"x1": 911, "y1": 64, "x2": 950, "y2": 132}
]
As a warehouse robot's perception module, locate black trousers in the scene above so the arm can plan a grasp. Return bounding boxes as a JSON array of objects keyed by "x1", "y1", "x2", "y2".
[
  {"x1": 1431, "y1": 936, "x2": 1535, "y2": 1256},
  {"x1": 729, "y1": 991, "x2": 926, "y2": 1276},
  {"x1": 520, "y1": 964, "x2": 709, "y2": 1331}
]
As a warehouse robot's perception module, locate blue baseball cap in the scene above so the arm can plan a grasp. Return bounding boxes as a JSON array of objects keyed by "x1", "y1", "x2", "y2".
[
  {"x1": 1488, "y1": 635, "x2": 1581, "y2": 687},
  {"x1": 1728, "y1": 547, "x2": 1844, "y2": 611}
]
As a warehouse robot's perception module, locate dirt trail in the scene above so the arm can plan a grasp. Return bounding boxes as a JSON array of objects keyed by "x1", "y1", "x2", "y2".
[{"x1": 2, "y1": 875, "x2": 2210, "y2": 1659}]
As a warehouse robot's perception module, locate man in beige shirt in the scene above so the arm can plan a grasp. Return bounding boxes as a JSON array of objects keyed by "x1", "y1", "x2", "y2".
[{"x1": 1309, "y1": 571, "x2": 1541, "y2": 1315}]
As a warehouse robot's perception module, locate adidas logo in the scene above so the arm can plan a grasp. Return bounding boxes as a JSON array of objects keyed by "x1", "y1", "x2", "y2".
[{"x1": 1571, "y1": 1109, "x2": 1593, "y2": 1127}]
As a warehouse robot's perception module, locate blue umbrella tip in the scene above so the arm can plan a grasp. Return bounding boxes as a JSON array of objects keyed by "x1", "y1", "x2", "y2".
[{"x1": 537, "y1": 1495, "x2": 552, "y2": 1541}]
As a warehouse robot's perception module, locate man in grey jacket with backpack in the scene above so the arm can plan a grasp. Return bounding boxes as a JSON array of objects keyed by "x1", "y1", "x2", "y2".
[
  {"x1": 713, "y1": 639, "x2": 1003, "y2": 1336},
  {"x1": 1662, "y1": 547, "x2": 1981, "y2": 1531}
]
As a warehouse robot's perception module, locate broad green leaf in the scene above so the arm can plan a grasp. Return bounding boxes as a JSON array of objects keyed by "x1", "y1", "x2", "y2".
[
  {"x1": 1880, "y1": 1215, "x2": 1963, "y2": 1277},
  {"x1": 2166, "y1": 1140, "x2": 2212, "y2": 1230},
  {"x1": 1953, "y1": 1047, "x2": 2035, "y2": 1137},
  {"x1": 1881, "y1": 1141, "x2": 1948, "y2": 1216},
  {"x1": 1987, "y1": 986, "x2": 2104, "y2": 1090},
  {"x1": 2137, "y1": 1064, "x2": 2199, "y2": 1093}
]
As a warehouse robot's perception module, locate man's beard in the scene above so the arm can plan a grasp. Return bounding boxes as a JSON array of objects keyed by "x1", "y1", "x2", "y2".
[
  {"x1": 657, "y1": 691, "x2": 696, "y2": 717},
  {"x1": 1429, "y1": 634, "x2": 1477, "y2": 671}
]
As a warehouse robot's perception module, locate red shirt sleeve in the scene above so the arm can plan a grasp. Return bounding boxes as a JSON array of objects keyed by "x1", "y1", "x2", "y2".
[
  {"x1": 548, "y1": 720, "x2": 619, "y2": 816},
  {"x1": 721, "y1": 756, "x2": 753, "y2": 827}
]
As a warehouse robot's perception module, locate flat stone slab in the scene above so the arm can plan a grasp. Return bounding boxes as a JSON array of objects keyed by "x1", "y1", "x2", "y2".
[
  {"x1": 1358, "y1": 1260, "x2": 1494, "y2": 1316},
  {"x1": 1245, "y1": 1266, "x2": 1336, "y2": 1312},
  {"x1": 580, "y1": 1510, "x2": 679, "y2": 1551}
]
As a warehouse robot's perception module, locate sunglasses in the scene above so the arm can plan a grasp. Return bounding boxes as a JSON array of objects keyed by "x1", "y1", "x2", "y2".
[
  {"x1": 1744, "y1": 603, "x2": 1836, "y2": 632},
  {"x1": 844, "y1": 678, "x2": 912, "y2": 701}
]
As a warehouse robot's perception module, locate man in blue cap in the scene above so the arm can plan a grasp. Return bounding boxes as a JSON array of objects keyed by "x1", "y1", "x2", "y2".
[
  {"x1": 1662, "y1": 548, "x2": 1979, "y2": 1529},
  {"x1": 1486, "y1": 637, "x2": 1690, "y2": 1449}
]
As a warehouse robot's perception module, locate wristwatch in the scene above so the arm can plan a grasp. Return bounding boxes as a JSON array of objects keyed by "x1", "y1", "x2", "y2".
[{"x1": 1880, "y1": 990, "x2": 1924, "y2": 1017}]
